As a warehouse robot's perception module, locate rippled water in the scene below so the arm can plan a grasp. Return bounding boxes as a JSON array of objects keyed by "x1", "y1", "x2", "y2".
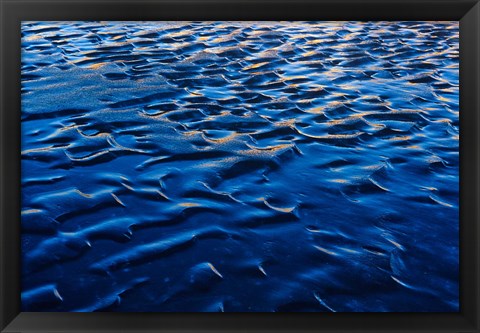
[{"x1": 21, "y1": 21, "x2": 459, "y2": 312}]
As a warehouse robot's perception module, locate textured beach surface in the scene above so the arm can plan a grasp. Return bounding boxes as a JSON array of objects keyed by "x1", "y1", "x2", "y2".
[{"x1": 21, "y1": 21, "x2": 459, "y2": 312}]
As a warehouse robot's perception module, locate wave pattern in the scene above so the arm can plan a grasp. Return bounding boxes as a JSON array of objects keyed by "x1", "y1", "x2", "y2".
[{"x1": 21, "y1": 21, "x2": 459, "y2": 312}]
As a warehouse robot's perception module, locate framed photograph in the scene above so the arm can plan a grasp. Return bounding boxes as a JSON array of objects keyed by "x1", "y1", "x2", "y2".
[{"x1": 1, "y1": 0, "x2": 479, "y2": 332}]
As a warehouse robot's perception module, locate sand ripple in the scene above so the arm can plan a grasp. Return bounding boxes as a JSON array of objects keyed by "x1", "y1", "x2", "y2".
[{"x1": 21, "y1": 21, "x2": 459, "y2": 312}]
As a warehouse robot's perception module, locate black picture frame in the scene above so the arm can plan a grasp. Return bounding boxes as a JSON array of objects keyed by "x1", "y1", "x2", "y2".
[{"x1": 1, "y1": 0, "x2": 479, "y2": 332}]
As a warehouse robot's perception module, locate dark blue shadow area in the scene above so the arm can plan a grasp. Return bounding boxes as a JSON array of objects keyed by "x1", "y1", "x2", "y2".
[{"x1": 20, "y1": 21, "x2": 459, "y2": 312}]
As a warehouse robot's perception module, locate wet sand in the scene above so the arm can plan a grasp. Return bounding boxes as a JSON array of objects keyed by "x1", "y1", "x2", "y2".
[{"x1": 21, "y1": 21, "x2": 459, "y2": 312}]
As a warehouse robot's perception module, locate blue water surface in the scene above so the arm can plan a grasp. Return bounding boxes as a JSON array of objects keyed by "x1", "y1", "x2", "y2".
[{"x1": 20, "y1": 21, "x2": 459, "y2": 312}]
